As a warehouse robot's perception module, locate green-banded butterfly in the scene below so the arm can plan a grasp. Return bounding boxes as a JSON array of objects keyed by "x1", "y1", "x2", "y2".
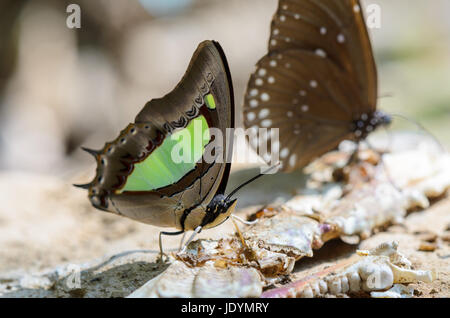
[
  {"x1": 243, "y1": 0, "x2": 391, "y2": 171},
  {"x1": 75, "y1": 40, "x2": 241, "y2": 257}
]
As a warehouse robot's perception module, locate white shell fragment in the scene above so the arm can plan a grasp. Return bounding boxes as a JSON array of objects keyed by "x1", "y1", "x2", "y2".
[
  {"x1": 322, "y1": 181, "x2": 407, "y2": 242},
  {"x1": 128, "y1": 260, "x2": 263, "y2": 298},
  {"x1": 261, "y1": 241, "x2": 435, "y2": 298},
  {"x1": 383, "y1": 146, "x2": 450, "y2": 198},
  {"x1": 284, "y1": 183, "x2": 343, "y2": 215},
  {"x1": 250, "y1": 245, "x2": 296, "y2": 276},
  {"x1": 244, "y1": 213, "x2": 322, "y2": 259}
]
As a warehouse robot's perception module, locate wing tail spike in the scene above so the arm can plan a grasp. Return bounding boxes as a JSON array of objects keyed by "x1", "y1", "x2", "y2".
[
  {"x1": 81, "y1": 147, "x2": 101, "y2": 157},
  {"x1": 73, "y1": 183, "x2": 92, "y2": 190}
]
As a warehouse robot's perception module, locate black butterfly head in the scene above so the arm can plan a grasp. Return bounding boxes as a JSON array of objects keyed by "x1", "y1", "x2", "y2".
[{"x1": 201, "y1": 194, "x2": 237, "y2": 229}]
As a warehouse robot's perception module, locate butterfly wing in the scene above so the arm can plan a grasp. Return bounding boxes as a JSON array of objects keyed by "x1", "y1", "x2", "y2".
[
  {"x1": 243, "y1": 0, "x2": 378, "y2": 171},
  {"x1": 269, "y1": 0, "x2": 377, "y2": 107},
  {"x1": 80, "y1": 40, "x2": 234, "y2": 230}
]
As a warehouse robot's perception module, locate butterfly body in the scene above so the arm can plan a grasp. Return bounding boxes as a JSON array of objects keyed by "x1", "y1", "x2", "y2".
[
  {"x1": 350, "y1": 110, "x2": 391, "y2": 141},
  {"x1": 76, "y1": 40, "x2": 236, "y2": 233}
]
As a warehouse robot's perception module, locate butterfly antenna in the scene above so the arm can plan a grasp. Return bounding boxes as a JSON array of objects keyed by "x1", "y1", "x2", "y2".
[
  {"x1": 231, "y1": 214, "x2": 258, "y2": 225},
  {"x1": 226, "y1": 163, "x2": 280, "y2": 200},
  {"x1": 390, "y1": 113, "x2": 446, "y2": 153}
]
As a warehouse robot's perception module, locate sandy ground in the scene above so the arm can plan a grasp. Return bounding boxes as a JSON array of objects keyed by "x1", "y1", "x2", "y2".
[{"x1": 0, "y1": 168, "x2": 448, "y2": 297}]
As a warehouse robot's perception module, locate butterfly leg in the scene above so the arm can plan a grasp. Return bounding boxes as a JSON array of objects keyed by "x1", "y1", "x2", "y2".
[
  {"x1": 158, "y1": 230, "x2": 184, "y2": 263},
  {"x1": 178, "y1": 226, "x2": 202, "y2": 254},
  {"x1": 178, "y1": 231, "x2": 187, "y2": 252}
]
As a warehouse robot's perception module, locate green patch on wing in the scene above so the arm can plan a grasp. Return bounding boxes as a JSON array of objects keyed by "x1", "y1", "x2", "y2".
[
  {"x1": 205, "y1": 94, "x2": 216, "y2": 109},
  {"x1": 121, "y1": 115, "x2": 211, "y2": 192}
]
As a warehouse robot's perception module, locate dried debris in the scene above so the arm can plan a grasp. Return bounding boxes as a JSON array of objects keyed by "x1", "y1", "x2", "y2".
[
  {"x1": 129, "y1": 142, "x2": 449, "y2": 298},
  {"x1": 128, "y1": 260, "x2": 263, "y2": 298},
  {"x1": 260, "y1": 241, "x2": 435, "y2": 298},
  {"x1": 418, "y1": 243, "x2": 437, "y2": 252}
]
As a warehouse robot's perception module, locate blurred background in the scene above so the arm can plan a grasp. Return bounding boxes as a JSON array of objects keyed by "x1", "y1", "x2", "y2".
[
  {"x1": 0, "y1": 0, "x2": 449, "y2": 274},
  {"x1": 1, "y1": 0, "x2": 449, "y2": 176}
]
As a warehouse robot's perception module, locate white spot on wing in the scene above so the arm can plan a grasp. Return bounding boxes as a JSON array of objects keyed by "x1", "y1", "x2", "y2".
[
  {"x1": 268, "y1": 76, "x2": 275, "y2": 84},
  {"x1": 259, "y1": 108, "x2": 270, "y2": 119},
  {"x1": 315, "y1": 49, "x2": 327, "y2": 58},
  {"x1": 289, "y1": 154, "x2": 297, "y2": 167},
  {"x1": 247, "y1": 112, "x2": 256, "y2": 121},
  {"x1": 301, "y1": 105, "x2": 309, "y2": 112},
  {"x1": 310, "y1": 80, "x2": 318, "y2": 88},
  {"x1": 258, "y1": 68, "x2": 267, "y2": 76},
  {"x1": 280, "y1": 148, "x2": 289, "y2": 158},
  {"x1": 270, "y1": 60, "x2": 277, "y2": 67},
  {"x1": 255, "y1": 78, "x2": 264, "y2": 86},
  {"x1": 261, "y1": 119, "x2": 273, "y2": 128},
  {"x1": 261, "y1": 93, "x2": 270, "y2": 101},
  {"x1": 337, "y1": 33, "x2": 345, "y2": 43},
  {"x1": 320, "y1": 27, "x2": 327, "y2": 35},
  {"x1": 249, "y1": 99, "x2": 259, "y2": 108}
]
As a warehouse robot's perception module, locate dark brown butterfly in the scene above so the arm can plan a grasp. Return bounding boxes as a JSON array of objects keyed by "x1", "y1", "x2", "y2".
[
  {"x1": 75, "y1": 41, "x2": 238, "y2": 256},
  {"x1": 243, "y1": 0, "x2": 391, "y2": 171}
]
